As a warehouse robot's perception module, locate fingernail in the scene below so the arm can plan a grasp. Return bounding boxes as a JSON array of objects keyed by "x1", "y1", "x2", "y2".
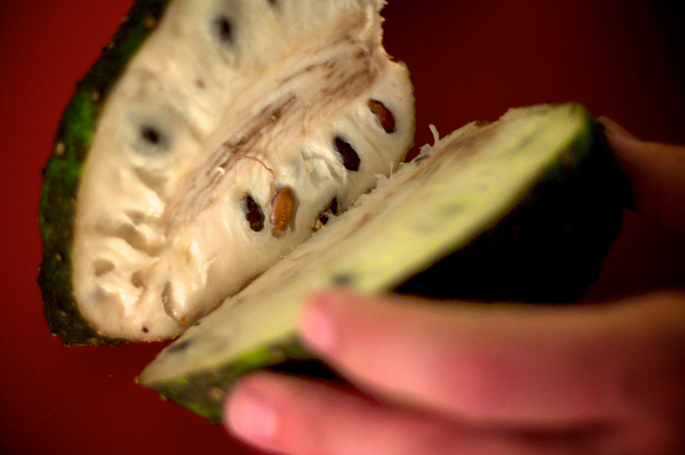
[
  {"x1": 300, "y1": 296, "x2": 338, "y2": 353},
  {"x1": 226, "y1": 385, "x2": 280, "y2": 445}
]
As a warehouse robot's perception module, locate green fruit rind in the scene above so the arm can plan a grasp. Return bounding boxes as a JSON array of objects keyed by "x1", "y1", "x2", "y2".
[
  {"x1": 38, "y1": 0, "x2": 173, "y2": 346},
  {"x1": 138, "y1": 102, "x2": 626, "y2": 422},
  {"x1": 147, "y1": 335, "x2": 313, "y2": 423}
]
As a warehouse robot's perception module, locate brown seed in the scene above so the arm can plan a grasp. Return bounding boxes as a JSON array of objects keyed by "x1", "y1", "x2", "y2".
[
  {"x1": 272, "y1": 187, "x2": 297, "y2": 232},
  {"x1": 368, "y1": 99, "x2": 396, "y2": 134},
  {"x1": 242, "y1": 194, "x2": 265, "y2": 232},
  {"x1": 333, "y1": 136, "x2": 360, "y2": 171}
]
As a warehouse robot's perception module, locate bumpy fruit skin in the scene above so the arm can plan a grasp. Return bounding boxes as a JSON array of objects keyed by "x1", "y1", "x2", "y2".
[
  {"x1": 38, "y1": 0, "x2": 172, "y2": 346},
  {"x1": 149, "y1": 335, "x2": 314, "y2": 423}
]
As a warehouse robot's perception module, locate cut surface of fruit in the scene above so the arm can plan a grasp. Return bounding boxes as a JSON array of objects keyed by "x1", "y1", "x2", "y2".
[
  {"x1": 138, "y1": 102, "x2": 625, "y2": 423},
  {"x1": 38, "y1": 0, "x2": 414, "y2": 345}
]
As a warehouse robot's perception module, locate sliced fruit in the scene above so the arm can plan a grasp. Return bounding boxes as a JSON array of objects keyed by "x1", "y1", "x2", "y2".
[
  {"x1": 38, "y1": 0, "x2": 414, "y2": 345},
  {"x1": 138, "y1": 102, "x2": 626, "y2": 423}
]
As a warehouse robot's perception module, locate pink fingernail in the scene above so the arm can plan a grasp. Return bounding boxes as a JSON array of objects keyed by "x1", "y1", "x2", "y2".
[
  {"x1": 227, "y1": 385, "x2": 280, "y2": 445},
  {"x1": 300, "y1": 299, "x2": 338, "y2": 353}
]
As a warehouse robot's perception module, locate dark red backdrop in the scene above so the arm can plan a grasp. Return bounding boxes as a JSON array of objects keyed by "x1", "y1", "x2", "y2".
[{"x1": 1, "y1": 1, "x2": 684, "y2": 454}]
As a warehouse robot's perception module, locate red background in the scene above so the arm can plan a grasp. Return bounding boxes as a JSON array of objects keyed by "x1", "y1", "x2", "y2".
[{"x1": 1, "y1": 1, "x2": 684, "y2": 454}]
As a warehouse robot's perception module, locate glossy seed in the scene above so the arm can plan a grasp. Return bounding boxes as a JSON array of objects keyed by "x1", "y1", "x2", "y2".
[
  {"x1": 272, "y1": 187, "x2": 297, "y2": 232},
  {"x1": 368, "y1": 99, "x2": 396, "y2": 133},
  {"x1": 242, "y1": 194, "x2": 265, "y2": 232},
  {"x1": 333, "y1": 136, "x2": 360, "y2": 171}
]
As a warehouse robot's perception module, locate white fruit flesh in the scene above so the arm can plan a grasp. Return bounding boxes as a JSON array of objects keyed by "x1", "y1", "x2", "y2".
[
  {"x1": 139, "y1": 103, "x2": 594, "y2": 384},
  {"x1": 72, "y1": 0, "x2": 414, "y2": 341}
]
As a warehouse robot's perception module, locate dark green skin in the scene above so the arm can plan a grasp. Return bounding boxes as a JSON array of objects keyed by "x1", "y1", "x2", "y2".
[
  {"x1": 146, "y1": 115, "x2": 630, "y2": 423},
  {"x1": 151, "y1": 337, "x2": 321, "y2": 423},
  {"x1": 38, "y1": 0, "x2": 172, "y2": 346},
  {"x1": 395, "y1": 120, "x2": 630, "y2": 302}
]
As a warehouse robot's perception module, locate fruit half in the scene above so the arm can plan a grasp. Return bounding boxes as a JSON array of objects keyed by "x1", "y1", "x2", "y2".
[
  {"x1": 138, "y1": 102, "x2": 626, "y2": 423},
  {"x1": 38, "y1": 0, "x2": 414, "y2": 345}
]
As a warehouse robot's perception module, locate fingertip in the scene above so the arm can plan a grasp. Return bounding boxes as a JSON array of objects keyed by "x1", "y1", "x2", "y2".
[
  {"x1": 300, "y1": 289, "x2": 342, "y2": 355},
  {"x1": 223, "y1": 376, "x2": 281, "y2": 449}
]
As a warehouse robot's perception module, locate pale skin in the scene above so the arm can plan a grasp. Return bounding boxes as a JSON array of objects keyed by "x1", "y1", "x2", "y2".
[{"x1": 224, "y1": 118, "x2": 685, "y2": 455}]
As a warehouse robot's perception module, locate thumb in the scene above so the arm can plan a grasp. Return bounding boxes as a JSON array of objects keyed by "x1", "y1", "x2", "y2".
[{"x1": 600, "y1": 117, "x2": 685, "y2": 234}]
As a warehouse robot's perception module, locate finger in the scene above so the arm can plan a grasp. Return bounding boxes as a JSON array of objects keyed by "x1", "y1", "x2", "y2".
[
  {"x1": 599, "y1": 117, "x2": 685, "y2": 233},
  {"x1": 225, "y1": 372, "x2": 459, "y2": 455},
  {"x1": 299, "y1": 289, "x2": 685, "y2": 426},
  {"x1": 224, "y1": 372, "x2": 612, "y2": 455}
]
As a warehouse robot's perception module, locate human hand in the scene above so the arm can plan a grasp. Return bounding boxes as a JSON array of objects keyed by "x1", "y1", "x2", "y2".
[{"x1": 223, "y1": 120, "x2": 685, "y2": 455}]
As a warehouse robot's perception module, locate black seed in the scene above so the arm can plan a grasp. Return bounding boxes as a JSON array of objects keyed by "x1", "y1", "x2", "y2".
[
  {"x1": 243, "y1": 194, "x2": 265, "y2": 232},
  {"x1": 368, "y1": 99, "x2": 396, "y2": 133},
  {"x1": 214, "y1": 16, "x2": 233, "y2": 43},
  {"x1": 333, "y1": 136, "x2": 360, "y2": 172},
  {"x1": 141, "y1": 126, "x2": 163, "y2": 146}
]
